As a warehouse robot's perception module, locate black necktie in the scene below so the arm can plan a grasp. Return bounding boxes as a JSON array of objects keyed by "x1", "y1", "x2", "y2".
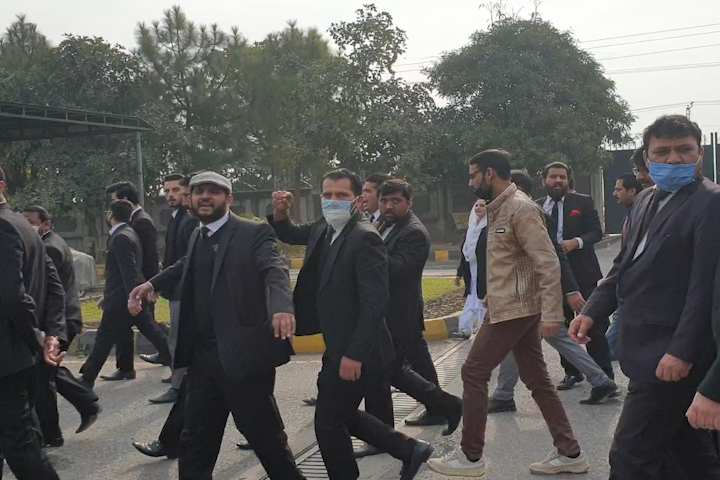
[
  {"x1": 201, "y1": 226, "x2": 210, "y2": 239},
  {"x1": 639, "y1": 190, "x2": 671, "y2": 240},
  {"x1": 550, "y1": 200, "x2": 560, "y2": 240},
  {"x1": 324, "y1": 226, "x2": 335, "y2": 247}
]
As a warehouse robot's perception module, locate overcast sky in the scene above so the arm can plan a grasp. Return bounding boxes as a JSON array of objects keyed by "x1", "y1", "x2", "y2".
[{"x1": 4, "y1": 0, "x2": 720, "y2": 143}]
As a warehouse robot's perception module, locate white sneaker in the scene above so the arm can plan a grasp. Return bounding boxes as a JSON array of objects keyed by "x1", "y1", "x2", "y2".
[
  {"x1": 426, "y1": 447, "x2": 487, "y2": 477},
  {"x1": 529, "y1": 450, "x2": 590, "y2": 475}
]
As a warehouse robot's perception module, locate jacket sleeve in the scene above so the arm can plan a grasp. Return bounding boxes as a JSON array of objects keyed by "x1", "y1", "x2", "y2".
[
  {"x1": 266, "y1": 215, "x2": 314, "y2": 246},
  {"x1": 149, "y1": 256, "x2": 187, "y2": 293},
  {"x1": 666, "y1": 194, "x2": 720, "y2": 365},
  {"x1": 43, "y1": 255, "x2": 67, "y2": 342},
  {"x1": 0, "y1": 220, "x2": 39, "y2": 348},
  {"x1": 179, "y1": 216, "x2": 199, "y2": 257},
  {"x1": 388, "y1": 229, "x2": 430, "y2": 278},
  {"x1": 113, "y1": 235, "x2": 145, "y2": 298},
  {"x1": 344, "y1": 232, "x2": 389, "y2": 363},
  {"x1": 543, "y1": 212, "x2": 579, "y2": 294},
  {"x1": 133, "y1": 218, "x2": 159, "y2": 278},
  {"x1": 579, "y1": 196, "x2": 603, "y2": 247},
  {"x1": 252, "y1": 223, "x2": 294, "y2": 316},
  {"x1": 698, "y1": 249, "x2": 720, "y2": 401},
  {"x1": 512, "y1": 204, "x2": 564, "y2": 323}
]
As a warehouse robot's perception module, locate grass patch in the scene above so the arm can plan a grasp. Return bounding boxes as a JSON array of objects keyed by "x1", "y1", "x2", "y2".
[{"x1": 81, "y1": 278, "x2": 459, "y2": 325}]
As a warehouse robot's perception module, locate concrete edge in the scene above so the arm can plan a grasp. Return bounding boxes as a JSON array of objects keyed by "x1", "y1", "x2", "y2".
[{"x1": 73, "y1": 311, "x2": 464, "y2": 356}]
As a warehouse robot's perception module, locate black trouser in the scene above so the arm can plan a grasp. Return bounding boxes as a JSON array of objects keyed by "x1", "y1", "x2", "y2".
[
  {"x1": 159, "y1": 373, "x2": 187, "y2": 451},
  {"x1": 0, "y1": 367, "x2": 59, "y2": 480},
  {"x1": 179, "y1": 347, "x2": 303, "y2": 480},
  {"x1": 610, "y1": 380, "x2": 720, "y2": 479},
  {"x1": 315, "y1": 357, "x2": 416, "y2": 480},
  {"x1": 80, "y1": 308, "x2": 170, "y2": 382},
  {"x1": 561, "y1": 283, "x2": 613, "y2": 380},
  {"x1": 405, "y1": 333, "x2": 440, "y2": 387},
  {"x1": 115, "y1": 302, "x2": 157, "y2": 372},
  {"x1": 35, "y1": 362, "x2": 99, "y2": 441}
]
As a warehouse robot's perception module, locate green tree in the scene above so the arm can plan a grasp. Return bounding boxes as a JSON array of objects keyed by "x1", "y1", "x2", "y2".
[{"x1": 426, "y1": 8, "x2": 634, "y2": 175}]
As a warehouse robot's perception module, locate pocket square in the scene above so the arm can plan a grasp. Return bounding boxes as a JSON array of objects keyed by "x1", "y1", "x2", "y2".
[{"x1": 570, "y1": 209, "x2": 581, "y2": 216}]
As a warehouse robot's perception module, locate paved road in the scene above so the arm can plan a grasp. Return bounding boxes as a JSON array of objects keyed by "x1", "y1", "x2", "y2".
[{"x1": 5, "y1": 243, "x2": 622, "y2": 480}]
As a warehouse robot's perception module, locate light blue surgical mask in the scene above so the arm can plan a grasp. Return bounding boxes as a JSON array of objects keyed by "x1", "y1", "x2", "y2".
[
  {"x1": 322, "y1": 198, "x2": 356, "y2": 230},
  {"x1": 648, "y1": 159, "x2": 698, "y2": 192}
]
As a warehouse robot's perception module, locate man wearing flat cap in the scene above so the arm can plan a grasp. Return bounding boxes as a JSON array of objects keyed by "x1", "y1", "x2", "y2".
[{"x1": 130, "y1": 171, "x2": 305, "y2": 479}]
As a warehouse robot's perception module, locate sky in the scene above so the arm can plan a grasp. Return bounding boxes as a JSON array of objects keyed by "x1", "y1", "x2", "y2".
[{"x1": 3, "y1": 0, "x2": 720, "y2": 144}]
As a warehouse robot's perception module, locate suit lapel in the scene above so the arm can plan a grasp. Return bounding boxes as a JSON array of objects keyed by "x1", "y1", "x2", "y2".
[
  {"x1": 211, "y1": 216, "x2": 237, "y2": 294},
  {"x1": 644, "y1": 180, "x2": 699, "y2": 243},
  {"x1": 383, "y1": 213, "x2": 411, "y2": 247},
  {"x1": 562, "y1": 195, "x2": 573, "y2": 240},
  {"x1": 305, "y1": 221, "x2": 326, "y2": 262},
  {"x1": 318, "y1": 216, "x2": 358, "y2": 294}
]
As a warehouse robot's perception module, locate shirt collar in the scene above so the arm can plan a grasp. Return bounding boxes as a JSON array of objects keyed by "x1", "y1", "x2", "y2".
[
  {"x1": 130, "y1": 206, "x2": 142, "y2": 220},
  {"x1": 109, "y1": 222, "x2": 127, "y2": 236},
  {"x1": 486, "y1": 183, "x2": 518, "y2": 213},
  {"x1": 202, "y1": 212, "x2": 230, "y2": 236},
  {"x1": 172, "y1": 209, "x2": 179, "y2": 218},
  {"x1": 0, "y1": 199, "x2": 6, "y2": 206},
  {"x1": 544, "y1": 195, "x2": 565, "y2": 206}
]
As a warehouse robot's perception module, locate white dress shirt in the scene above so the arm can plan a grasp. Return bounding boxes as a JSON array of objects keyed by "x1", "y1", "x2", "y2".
[
  {"x1": 381, "y1": 224, "x2": 395, "y2": 240},
  {"x1": 632, "y1": 189, "x2": 675, "y2": 260},
  {"x1": 202, "y1": 212, "x2": 230, "y2": 237}
]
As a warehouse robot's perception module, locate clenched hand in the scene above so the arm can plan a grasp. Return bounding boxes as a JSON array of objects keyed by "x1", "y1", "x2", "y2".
[
  {"x1": 340, "y1": 356, "x2": 362, "y2": 381},
  {"x1": 272, "y1": 313, "x2": 296, "y2": 340},
  {"x1": 656, "y1": 353, "x2": 692, "y2": 382}
]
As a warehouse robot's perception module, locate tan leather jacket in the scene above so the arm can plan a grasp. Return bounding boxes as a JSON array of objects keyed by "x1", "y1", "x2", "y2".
[{"x1": 485, "y1": 184, "x2": 564, "y2": 324}]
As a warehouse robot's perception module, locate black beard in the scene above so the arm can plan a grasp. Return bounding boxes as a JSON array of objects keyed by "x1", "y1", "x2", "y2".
[
  {"x1": 193, "y1": 204, "x2": 227, "y2": 223},
  {"x1": 474, "y1": 186, "x2": 493, "y2": 202},
  {"x1": 545, "y1": 186, "x2": 567, "y2": 200}
]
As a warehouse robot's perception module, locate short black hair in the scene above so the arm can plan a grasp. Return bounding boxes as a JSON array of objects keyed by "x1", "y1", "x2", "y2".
[
  {"x1": 164, "y1": 173, "x2": 184, "y2": 183},
  {"x1": 377, "y1": 179, "x2": 413, "y2": 201},
  {"x1": 0, "y1": 165, "x2": 5, "y2": 183},
  {"x1": 510, "y1": 170, "x2": 533, "y2": 195},
  {"x1": 322, "y1": 168, "x2": 363, "y2": 197},
  {"x1": 23, "y1": 205, "x2": 52, "y2": 223},
  {"x1": 643, "y1": 115, "x2": 702, "y2": 149},
  {"x1": 365, "y1": 173, "x2": 393, "y2": 187},
  {"x1": 109, "y1": 199, "x2": 133, "y2": 223},
  {"x1": 180, "y1": 171, "x2": 202, "y2": 188},
  {"x1": 542, "y1": 162, "x2": 572, "y2": 179},
  {"x1": 468, "y1": 149, "x2": 512, "y2": 180},
  {"x1": 630, "y1": 146, "x2": 647, "y2": 172},
  {"x1": 106, "y1": 181, "x2": 140, "y2": 205},
  {"x1": 617, "y1": 173, "x2": 642, "y2": 193}
]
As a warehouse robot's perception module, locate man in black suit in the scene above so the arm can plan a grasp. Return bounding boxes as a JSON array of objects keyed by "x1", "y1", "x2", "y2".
[
  {"x1": 106, "y1": 181, "x2": 166, "y2": 381},
  {"x1": 270, "y1": 169, "x2": 433, "y2": 480},
  {"x1": 0, "y1": 166, "x2": 63, "y2": 480},
  {"x1": 23, "y1": 206, "x2": 101, "y2": 445},
  {"x1": 539, "y1": 162, "x2": 612, "y2": 389},
  {"x1": 145, "y1": 174, "x2": 199, "y2": 405},
  {"x1": 361, "y1": 172, "x2": 393, "y2": 224},
  {"x1": 79, "y1": 200, "x2": 170, "y2": 388},
  {"x1": 571, "y1": 115, "x2": 720, "y2": 479},
  {"x1": 354, "y1": 180, "x2": 461, "y2": 458},
  {"x1": 130, "y1": 171, "x2": 303, "y2": 479}
]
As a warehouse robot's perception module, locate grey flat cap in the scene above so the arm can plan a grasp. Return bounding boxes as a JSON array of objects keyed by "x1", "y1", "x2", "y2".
[{"x1": 189, "y1": 171, "x2": 232, "y2": 193}]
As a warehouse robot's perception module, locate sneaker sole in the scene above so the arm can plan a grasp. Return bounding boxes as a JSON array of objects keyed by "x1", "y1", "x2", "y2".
[
  {"x1": 427, "y1": 460, "x2": 487, "y2": 477},
  {"x1": 529, "y1": 461, "x2": 590, "y2": 475}
]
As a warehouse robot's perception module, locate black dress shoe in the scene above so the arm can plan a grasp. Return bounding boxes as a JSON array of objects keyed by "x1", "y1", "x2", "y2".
[
  {"x1": 557, "y1": 374, "x2": 584, "y2": 391},
  {"x1": 401, "y1": 440, "x2": 434, "y2": 480},
  {"x1": 237, "y1": 442, "x2": 252, "y2": 450},
  {"x1": 161, "y1": 376, "x2": 172, "y2": 384},
  {"x1": 133, "y1": 439, "x2": 178, "y2": 459},
  {"x1": 140, "y1": 353, "x2": 163, "y2": 365},
  {"x1": 77, "y1": 403, "x2": 102, "y2": 434},
  {"x1": 302, "y1": 397, "x2": 317, "y2": 406},
  {"x1": 488, "y1": 397, "x2": 517, "y2": 414},
  {"x1": 149, "y1": 388, "x2": 178, "y2": 404},
  {"x1": 405, "y1": 410, "x2": 446, "y2": 427},
  {"x1": 79, "y1": 377, "x2": 95, "y2": 390},
  {"x1": 43, "y1": 437, "x2": 64, "y2": 448},
  {"x1": 354, "y1": 444, "x2": 381, "y2": 458},
  {"x1": 580, "y1": 381, "x2": 618, "y2": 405},
  {"x1": 100, "y1": 369, "x2": 136, "y2": 381}
]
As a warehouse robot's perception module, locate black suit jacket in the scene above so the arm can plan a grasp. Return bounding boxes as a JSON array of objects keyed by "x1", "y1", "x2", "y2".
[
  {"x1": 43, "y1": 231, "x2": 82, "y2": 339},
  {"x1": 104, "y1": 224, "x2": 145, "y2": 313},
  {"x1": 457, "y1": 226, "x2": 488, "y2": 299},
  {"x1": 150, "y1": 214, "x2": 294, "y2": 380},
  {"x1": 583, "y1": 178, "x2": 720, "y2": 385},
  {"x1": 269, "y1": 214, "x2": 395, "y2": 370},
  {"x1": 161, "y1": 208, "x2": 198, "y2": 300},
  {"x1": 381, "y1": 212, "x2": 430, "y2": 358},
  {"x1": 130, "y1": 208, "x2": 159, "y2": 282},
  {"x1": 0, "y1": 203, "x2": 66, "y2": 377},
  {"x1": 537, "y1": 192, "x2": 603, "y2": 287}
]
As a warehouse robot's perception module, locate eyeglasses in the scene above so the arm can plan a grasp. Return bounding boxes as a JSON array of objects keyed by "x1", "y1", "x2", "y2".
[{"x1": 632, "y1": 168, "x2": 648, "y2": 176}]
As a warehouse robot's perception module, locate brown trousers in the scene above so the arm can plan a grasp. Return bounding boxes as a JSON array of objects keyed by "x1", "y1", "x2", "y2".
[{"x1": 460, "y1": 314, "x2": 580, "y2": 459}]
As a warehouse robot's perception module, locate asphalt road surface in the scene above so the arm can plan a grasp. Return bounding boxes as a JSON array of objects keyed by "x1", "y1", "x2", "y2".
[{"x1": 5, "y1": 242, "x2": 622, "y2": 480}]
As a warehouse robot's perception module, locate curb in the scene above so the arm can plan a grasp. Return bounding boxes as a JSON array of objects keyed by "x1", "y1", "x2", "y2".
[{"x1": 73, "y1": 311, "x2": 464, "y2": 356}]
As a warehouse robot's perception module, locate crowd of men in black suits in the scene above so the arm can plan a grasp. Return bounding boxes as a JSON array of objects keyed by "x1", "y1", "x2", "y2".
[{"x1": 3, "y1": 114, "x2": 720, "y2": 480}]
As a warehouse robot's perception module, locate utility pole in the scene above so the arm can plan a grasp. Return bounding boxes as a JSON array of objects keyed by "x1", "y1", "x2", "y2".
[{"x1": 686, "y1": 101, "x2": 695, "y2": 118}]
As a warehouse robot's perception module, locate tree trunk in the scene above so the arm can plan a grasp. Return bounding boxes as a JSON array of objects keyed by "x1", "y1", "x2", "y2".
[{"x1": 293, "y1": 165, "x2": 302, "y2": 221}]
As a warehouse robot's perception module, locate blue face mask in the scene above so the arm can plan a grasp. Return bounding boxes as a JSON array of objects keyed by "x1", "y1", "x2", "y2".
[
  {"x1": 648, "y1": 161, "x2": 697, "y2": 192},
  {"x1": 322, "y1": 199, "x2": 355, "y2": 230}
]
